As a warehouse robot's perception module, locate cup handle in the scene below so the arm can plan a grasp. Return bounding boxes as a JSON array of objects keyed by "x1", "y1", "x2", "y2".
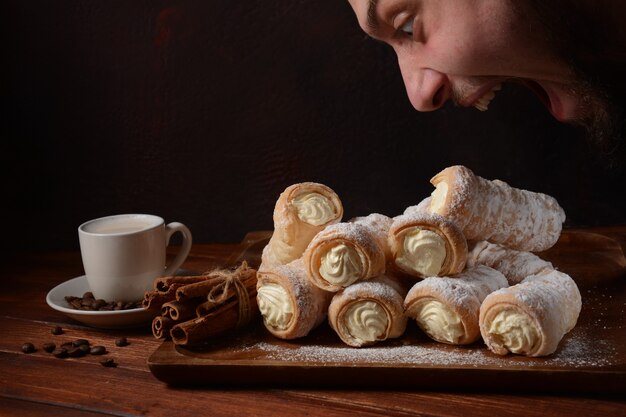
[{"x1": 163, "y1": 222, "x2": 193, "y2": 275}]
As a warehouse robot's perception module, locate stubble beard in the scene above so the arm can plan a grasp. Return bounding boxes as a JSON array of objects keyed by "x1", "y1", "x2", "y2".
[{"x1": 515, "y1": 0, "x2": 625, "y2": 157}]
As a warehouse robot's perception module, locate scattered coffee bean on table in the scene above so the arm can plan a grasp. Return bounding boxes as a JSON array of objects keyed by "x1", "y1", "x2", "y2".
[
  {"x1": 100, "y1": 358, "x2": 117, "y2": 368},
  {"x1": 90, "y1": 346, "x2": 107, "y2": 355},
  {"x1": 21, "y1": 343, "x2": 36, "y2": 354},
  {"x1": 65, "y1": 293, "x2": 142, "y2": 311},
  {"x1": 115, "y1": 337, "x2": 129, "y2": 347},
  {"x1": 51, "y1": 326, "x2": 63, "y2": 335},
  {"x1": 72, "y1": 339, "x2": 89, "y2": 347},
  {"x1": 52, "y1": 348, "x2": 68, "y2": 359},
  {"x1": 67, "y1": 347, "x2": 86, "y2": 358},
  {"x1": 79, "y1": 344, "x2": 91, "y2": 354},
  {"x1": 42, "y1": 343, "x2": 56, "y2": 353}
]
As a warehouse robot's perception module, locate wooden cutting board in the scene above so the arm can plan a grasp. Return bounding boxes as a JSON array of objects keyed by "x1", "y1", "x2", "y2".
[{"x1": 148, "y1": 229, "x2": 626, "y2": 393}]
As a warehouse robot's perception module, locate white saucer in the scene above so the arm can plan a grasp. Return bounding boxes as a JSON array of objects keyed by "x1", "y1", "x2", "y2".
[{"x1": 47, "y1": 275, "x2": 175, "y2": 329}]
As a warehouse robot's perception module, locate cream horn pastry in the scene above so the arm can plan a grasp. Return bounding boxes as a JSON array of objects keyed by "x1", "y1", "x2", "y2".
[
  {"x1": 303, "y1": 213, "x2": 392, "y2": 292},
  {"x1": 256, "y1": 259, "x2": 332, "y2": 339},
  {"x1": 467, "y1": 240, "x2": 554, "y2": 285},
  {"x1": 404, "y1": 265, "x2": 508, "y2": 345},
  {"x1": 328, "y1": 274, "x2": 407, "y2": 347},
  {"x1": 402, "y1": 196, "x2": 432, "y2": 216},
  {"x1": 479, "y1": 269, "x2": 581, "y2": 357},
  {"x1": 388, "y1": 211, "x2": 467, "y2": 279},
  {"x1": 428, "y1": 165, "x2": 565, "y2": 252},
  {"x1": 261, "y1": 182, "x2": 343, "y2": 271}
]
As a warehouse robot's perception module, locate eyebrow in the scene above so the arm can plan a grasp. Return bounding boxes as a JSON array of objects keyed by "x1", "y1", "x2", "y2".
[{"x1": 366, "y1": 0, "x2": 380, "y2": 31}]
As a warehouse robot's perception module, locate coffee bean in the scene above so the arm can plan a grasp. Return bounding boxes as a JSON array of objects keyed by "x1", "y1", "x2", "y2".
[
  {"x1": 21, "y1": 343, "x2": 36, "y2": 353},
  {"x1": 65, "y1": 294, "x2": 141, "y2": 311},
  {"x1": 42, "y1": 343, "x2": 56, "y2": 353},
  {"x1": 72, "y1": 339, "x2": 90, "y2": 347},
  {"x1": 53, "y1": 348, "x2": 68, "y2": 358},
  {"x1": 79, "y1": 344, "x2": 91, "y2": 354},
  {"x1": 93, "y1": 299, "x2": 107, "y2": 309},
  {"x1": 67, "y1": 347, "x2": 86, "y2": 358},
  {"x1": 90, "y1": 345, "x2": 107, "y2": 355},
  {"x1": 115, "y1": 337, "x2": 129, "y2": 347},
  {"x1": 100, "y1": 358, "x2": 117, "y2": 368},
  {"x1": 51, "y1": 326, "x2": 63, "y2": 335}
]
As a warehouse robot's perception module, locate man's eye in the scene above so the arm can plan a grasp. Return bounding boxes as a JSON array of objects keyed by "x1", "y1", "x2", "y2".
[{"x1": 401, "y1": 19, "x2": 414, "y2": 36}]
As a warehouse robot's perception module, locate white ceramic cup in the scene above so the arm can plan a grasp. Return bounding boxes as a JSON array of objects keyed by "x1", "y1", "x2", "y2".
[{"x1": 78, "y1": 214, "x2": 192, "y2": 302}]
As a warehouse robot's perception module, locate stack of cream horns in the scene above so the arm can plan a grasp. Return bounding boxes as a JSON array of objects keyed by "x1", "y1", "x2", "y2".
[{"x1": 256, "y1": 166, "x2": 581, "y2": 357}]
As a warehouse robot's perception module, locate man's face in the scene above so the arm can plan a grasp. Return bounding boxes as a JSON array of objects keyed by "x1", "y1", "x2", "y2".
[{"x1": 346, "y1": 0, "x2": 597, "y2": 125}]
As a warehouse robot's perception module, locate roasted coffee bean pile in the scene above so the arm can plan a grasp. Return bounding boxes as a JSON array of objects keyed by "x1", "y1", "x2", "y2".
[
  {"x1": 64, "y1": 292, "x2": 142, "y2": 311},
  {"x1": 42, "y1": 339, "x2": 108, "y2": 359},
  {"x1": 21, "y1": 326, "x2": 129, "y2": 367}
]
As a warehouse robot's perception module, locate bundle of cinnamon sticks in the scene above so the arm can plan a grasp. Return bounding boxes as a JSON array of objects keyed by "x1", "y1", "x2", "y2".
[{"x1": 143, "y1": 261, "x2": 258, "y2": 346}]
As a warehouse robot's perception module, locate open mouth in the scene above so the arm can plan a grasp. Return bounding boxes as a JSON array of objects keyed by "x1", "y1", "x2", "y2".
[
  {"x1": 510, "y1": 79, "x2": 567, "y2": 121},
  {"x1": 520, "y1": 80, "x2": 550, "y2": 108},
  {"x1": 468, "y1": 78, "x2": 570, "y2": 122},
  {"x1": 519, "y1": 79, "x2": 560, "y2": 118},
  {"x1": 464, "y1": 76, "x2": 583, "y2": 124}
]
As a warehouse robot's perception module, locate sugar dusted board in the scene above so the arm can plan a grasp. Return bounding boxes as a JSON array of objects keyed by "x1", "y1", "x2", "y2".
[{"x1": 148, "y1": 229, "x2": 626, "y2": 393}]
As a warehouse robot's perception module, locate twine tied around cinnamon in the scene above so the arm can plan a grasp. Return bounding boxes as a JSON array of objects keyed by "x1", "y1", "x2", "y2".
[
  {"x1": 148, "y1": 261, "x2": 259, "y2": 344},
  {"x1": 204, "y1": 262, "x2": 253, "y2": 328}
]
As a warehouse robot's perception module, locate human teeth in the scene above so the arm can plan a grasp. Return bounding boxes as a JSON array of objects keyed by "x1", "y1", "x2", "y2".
[
  {"x1": 473, "y1": 84, "x2": 502, "y2": 111},
  {"x1": 475, "y1": 101, "x2": 488, "y2": 111}
]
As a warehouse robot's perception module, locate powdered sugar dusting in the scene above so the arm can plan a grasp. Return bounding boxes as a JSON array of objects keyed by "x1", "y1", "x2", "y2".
[
  {"x1": 340, "y1": 275, "x2": 406, "y2": 306},
  {"x1": 238, "y1": 330, "x2": 613, "y2": 368},
  {"x1": 467, "y1": 241, "x2": 553, "y2": 285},
  {"x1": 258, "y1": 259, "x2": 332, "y2": 337},
  {"x1": 263, "y1": 182, "x2": 343, "y2": 267},
  {"x1": 430, "y1": 166, "x2": 565, "y2": 252}
]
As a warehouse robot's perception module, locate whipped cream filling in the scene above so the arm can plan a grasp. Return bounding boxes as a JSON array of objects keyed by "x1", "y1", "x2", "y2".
[
  {"x1": 257, "y1": 283, "x2": 293, "y2": 330},
  {"x1": 345, "y1": 300, "x2": 388, "y2": 344},
  {"x1": 414, "y1": 299, "x2": 464, "y2": 344},
  {"x1": 319, "y1": 244, "x2": 363, "y2": 286},
  {"x1": 429, "y1": 182, "x2": 448, "y2": 214},
  {"x1": 292, "y1": 192, "x2": 335, "y2": 226},
  {"x1": 396, "y1": 228, "x2": 446, "y2": 277},
  {"x1": 488, "y1": 309, "x2": 540, "y2": 354}
]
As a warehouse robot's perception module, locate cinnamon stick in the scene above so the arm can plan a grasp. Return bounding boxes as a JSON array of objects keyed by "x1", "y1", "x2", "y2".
[
  {"x1": 154, "y1": 275, "x2": 211, "y2": 292},
  {"x1": 175, "y1": 265, "x2": 257, "y2": 302},
  {"x1": 152, "y1": 316, "x2": 176, "y2": 339},
  {"x1": 162, "y1": 300, "x2": 203, "y2": 321},
  {"x1": 144, "y1": 274, "x2": 214, "y2": 311},
  {"x1": 142, "y1": 286, "x2": 178, "y2": 312},
  {"x1": 171, "y1": 295, "x2": 259, "y2": 345},
  {"x1": 196, "y1": 288, "x2": 257, "y2": 317},
  {"x1": 147, "y1": 261, "x2": 259, "y2": 345},
  {"x1": 175, "y1": 277, "x2": 225, "y2": 302}
]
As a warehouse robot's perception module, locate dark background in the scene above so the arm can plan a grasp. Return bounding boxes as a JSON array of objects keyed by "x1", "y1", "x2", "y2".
[{"x1": 4, "y1": 0, "x2": 626, "y2": 252}]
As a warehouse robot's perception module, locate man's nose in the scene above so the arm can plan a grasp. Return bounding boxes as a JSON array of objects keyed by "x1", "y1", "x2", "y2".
[{"x1": 398, "y1": 55, "x2": 450, "y2": 112}]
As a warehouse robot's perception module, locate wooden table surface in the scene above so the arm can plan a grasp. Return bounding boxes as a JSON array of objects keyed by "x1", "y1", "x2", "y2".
[{"x1": 2, "y1": 229, "x2": 626, "y2": 417}]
